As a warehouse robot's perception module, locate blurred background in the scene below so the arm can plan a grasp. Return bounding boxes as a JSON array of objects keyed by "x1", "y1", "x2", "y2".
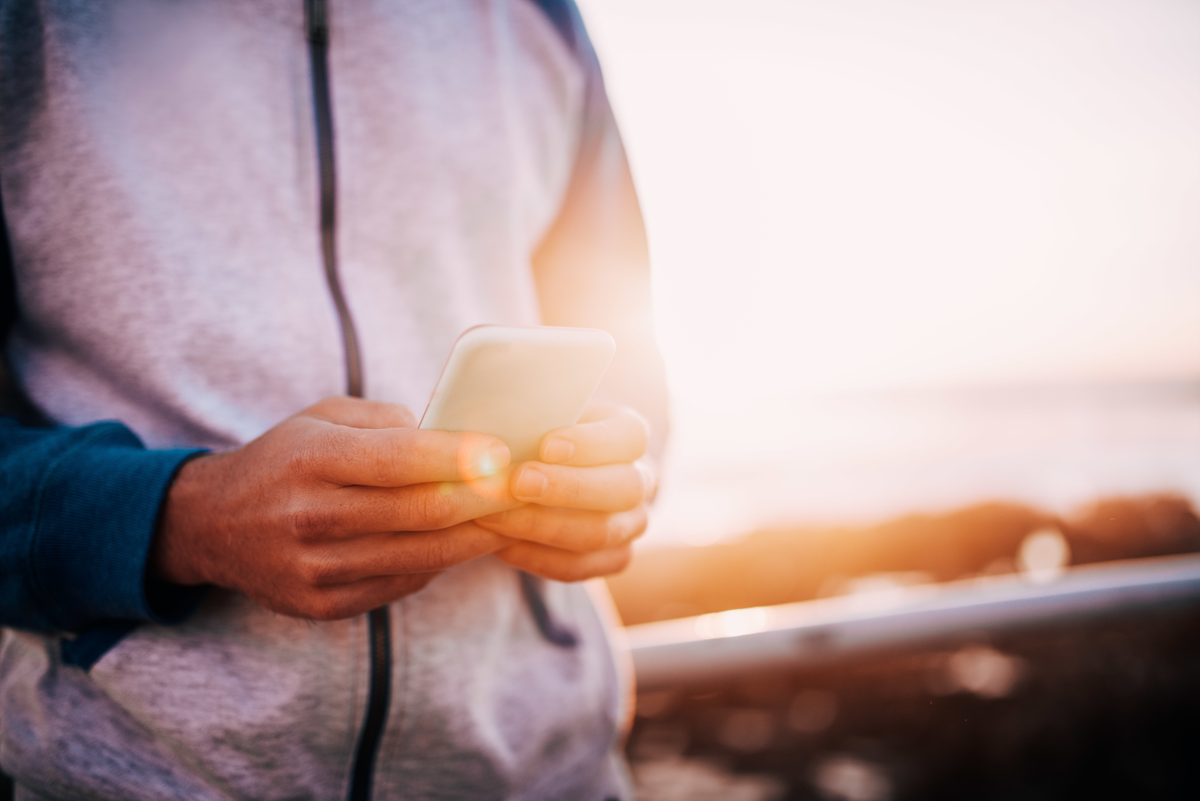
[
  {"x1": 574, "y1": 1, "x2": 1200, "y2": 798},
  {"x1": 576, "y1": 0, "x2": 1199, "y2": 545}
]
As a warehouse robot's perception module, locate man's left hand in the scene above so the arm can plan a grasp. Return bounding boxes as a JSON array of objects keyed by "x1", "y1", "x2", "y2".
[{"x1": 474, "y1": 401, "x2": 655, "y2": 581}]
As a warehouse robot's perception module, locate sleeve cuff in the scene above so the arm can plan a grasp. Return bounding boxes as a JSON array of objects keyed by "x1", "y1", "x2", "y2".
[{"x1": 29, "y1": 423, "x2": 208, "y2": 629}]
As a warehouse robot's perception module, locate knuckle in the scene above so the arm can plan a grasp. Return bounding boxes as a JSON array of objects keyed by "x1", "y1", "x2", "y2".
[
  {"x1": 582, "y1": 521, "x2": 610, "y2": 552},
  {"x1": 406, "y1": 572, "x2": 438, "y2": 593},
  {"x1": 603, "y1": 515, "x2": 626, "y2": 549},
  {"x1": 615, "y1": 469, "x2": 645, "y2": 510},
  {"x1": 367, "y1": 433, "x2": 410, "y2": 485},
  {"x1": 418, "y1": 534, "x2": 454, "y2": 571},
  {"x1": 283, "y1": 439, "x2": 321, "y2": 478},
  {"x1": 628, "y1": 412, "x2": 651, "y2": 454},
  {"x1": 556, "y1": 553, "x2": 597, "y2": 583},
  {"x1": 285, "y1": 498, "x2": 332, "y2": 543},
  {"x1": 306, "y1": 596, "x2": 346, "y2": 621},
  {"x1": 500, "y1": 542, "x2": 534, "y2": 569},
  {"x1": 289, "y1": 588, "x2": 346, "y2": 621},
  {"x1": 390, "y1": 574, "x2": 430, "y2": 599},
  {"x1": 575, "y1": 561, "x2": 602, "y2": 582},
  {"x1": 392, "y1": 404, "x2": 419, "y2": 428},
  {"x1": 508, "y1": 509, "x2": 538, "y2": 541},
  {"x1": 477, "y1": 509, "x2": 512, "y2": 535},
  {"x1": 296, "y1": 427, "x2": 353, "y2": 480},
  {"x1": 363, "y1": 444, "x2": 393, "y2": 487},
  {"x1": 557, "y1": 471, "x2": 583, "y2": 506},
  {"x1": 409, "y1": 489, "x2": 455, "y2": 529},
  {"x1": 294, "y1": 551, "x2": 339, "y2": 587},
  {"x1": 537, "y1": 511, "x2": 564, "y2": 541},
  {"x1": 610, "y1": 545, "x2": 634, "y2": 575},
  {"x1": 551, "y1": 562, "x2": 587, "y2": 583},
  {"x1": 531, "y1": 511, "x2": 569, "y2": 547},
  {"x1": 640, "y1": 459, "x2": 659, "y2": 495},
  {"x1": 628, "y1": 507, "x2": 649, "y2": 542},
  {"x1": 307, "y1": 396, "x2": 341, "y2": 416},
  {"x1": 573, "y1": 563, "x2": 599, "y2": 582}
]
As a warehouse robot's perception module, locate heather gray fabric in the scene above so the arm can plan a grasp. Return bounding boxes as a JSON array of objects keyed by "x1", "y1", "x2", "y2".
[
  {"x1": 0, "y1": 0, "x2": 633, "y2": 798},
  {"x1": 2, "y1": 566, "x2": 626, "y2": 800},
  {"x1": 2, "y1": 0, "x2": 579, "y2": 448}
]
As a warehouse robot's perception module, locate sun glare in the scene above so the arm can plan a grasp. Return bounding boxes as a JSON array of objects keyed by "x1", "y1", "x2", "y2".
[
  {"x1": 580, "y1": 0, "x2": 1199, "y2": 404},
  {"x1": 577, "y1": 0, "x2": 1200, "y2": 545}
]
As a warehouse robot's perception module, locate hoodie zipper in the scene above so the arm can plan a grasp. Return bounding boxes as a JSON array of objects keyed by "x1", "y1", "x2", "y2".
[
  {"x1": 303, "y1": 2, "x2": 586, "y2": 795},
  {"x1": 304, "y1": 2, "x2": 392, "y2": 800}
]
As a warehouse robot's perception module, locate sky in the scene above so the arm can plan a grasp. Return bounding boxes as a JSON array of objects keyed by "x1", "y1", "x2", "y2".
[
  {"x1": 577, "y1": 0, "x2": 1200, "y2": 407},
  {"x1": 574, "y1": 0, "x2": 1200, "y2": 545}
]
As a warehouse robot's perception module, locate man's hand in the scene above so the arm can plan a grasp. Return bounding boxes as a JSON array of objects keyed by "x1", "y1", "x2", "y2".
[
  {"x1": 151, "y1": 397, "x2": 520, "y2": 620},
  {"x1": 475, "y1": 402, "x2": 655, "y2": 581}
]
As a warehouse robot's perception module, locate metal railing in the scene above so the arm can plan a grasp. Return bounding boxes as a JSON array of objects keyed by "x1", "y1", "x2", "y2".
[{"x1": 627, "y1": 553, "x2": 1200, "y2": 690}]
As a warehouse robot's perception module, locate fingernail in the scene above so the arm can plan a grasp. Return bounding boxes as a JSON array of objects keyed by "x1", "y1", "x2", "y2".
[
  {"x1": 476, "y1": 443, "x2": 510, "y2": 477},
  {"x1": 514, "y1": 466, "x2": 548, "y2": 499},
  {"x1": 542, "y1": 437, "x2": 574, "y2": 464}
]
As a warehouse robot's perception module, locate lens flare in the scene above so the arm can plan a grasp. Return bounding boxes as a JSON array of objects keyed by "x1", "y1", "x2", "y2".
[
  {"x1": 474, "y1": 449, "x2": 501, "y2": 478},
  {"x1": 694, "y1": 607, "x2": 772, "y2": 639},
  {"x1": 456, "y1": 433, "x2": 510, "y2": 481},
  {"x1": 1018, "y1": 528, "x2": 1071, "y2": 584}
]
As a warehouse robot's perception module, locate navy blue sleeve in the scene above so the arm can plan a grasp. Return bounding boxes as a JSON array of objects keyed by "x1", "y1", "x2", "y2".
[{"x1": 0, "y1": 417, "x2": 208, "y2": 632}]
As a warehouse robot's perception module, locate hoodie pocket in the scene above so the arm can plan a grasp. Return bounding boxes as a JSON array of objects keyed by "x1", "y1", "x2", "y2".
[{"x1": 87, "y1": 589, "x2": 364, "y2": 800}]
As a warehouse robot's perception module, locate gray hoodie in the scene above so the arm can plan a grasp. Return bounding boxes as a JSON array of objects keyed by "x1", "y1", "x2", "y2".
[{"x1": 0, "y1": 1, "x2": 645, "y2": 798}]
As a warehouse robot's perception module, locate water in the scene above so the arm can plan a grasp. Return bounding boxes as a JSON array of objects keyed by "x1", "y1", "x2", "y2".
[{"x1": 644, "y1": 380, "x2": 1200, "y2": 548}]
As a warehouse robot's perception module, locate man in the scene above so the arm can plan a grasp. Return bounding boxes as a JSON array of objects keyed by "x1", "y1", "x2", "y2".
[{"x1": 0, "y1": 1, "x2": 666, "y2": 798}]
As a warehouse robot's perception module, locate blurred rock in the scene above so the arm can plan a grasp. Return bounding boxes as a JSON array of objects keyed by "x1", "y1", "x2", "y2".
[
  {"x1": 814, "y1": 755, "x2": 892, "y2": 801},
  {"x1": 788, "y1": 689, "x2": 839, "y2": 734},
  {"x1": 608, "y1": 495, "x2": 1200, "y2": 626},
  {"x1": 1064, "y1": 495, "x2": 1200, "y2": 565},
  {"x1": 633, "y1": 757, "x2": 786, "y2": 801}
]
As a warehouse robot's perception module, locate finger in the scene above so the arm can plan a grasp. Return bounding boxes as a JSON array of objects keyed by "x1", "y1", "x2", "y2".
[
  {"x1": 305, "y1": 397, "x2": 419, "y2": 430},
  {"x1": 296, "y1": 472, "x2": 521, "y2": 537},
  {"x1": 291, "y1": 573, "x2": 442, "y2": 621},
  {"x1": 509, "y1": 460, "x2": 653, "y2": 511},
  {"x1": 293, "y1": 522, "x2": 510, "y2": 585},
  {"x1": 475, "y1": 505, "x2": 648, "y2": 553},
  {"x1": 495, "y1": 541, "x2": 633, "y2": 583},
  {"x1": 305, "y1": 423, "x2": 511, "y2": 486},
  {"x1": 539, "y1": 405, "x2": 650, "y2": 466}
]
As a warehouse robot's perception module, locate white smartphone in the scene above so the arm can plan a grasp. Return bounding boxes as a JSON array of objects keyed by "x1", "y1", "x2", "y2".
[{"x1": 419, "y1": 325, "x2": 616, "y2": 463}]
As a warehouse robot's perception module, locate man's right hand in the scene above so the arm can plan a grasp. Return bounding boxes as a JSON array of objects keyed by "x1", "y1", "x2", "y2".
[{"x1": 150, "y1": 397, "x2": 520, "y2": 621}]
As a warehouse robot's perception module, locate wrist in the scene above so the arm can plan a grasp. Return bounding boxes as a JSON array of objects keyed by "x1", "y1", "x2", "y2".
[{"x1": 150, "y1": 452, "x2": 220, "y2": 587}]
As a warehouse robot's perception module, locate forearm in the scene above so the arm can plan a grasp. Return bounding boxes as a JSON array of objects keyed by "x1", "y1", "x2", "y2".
[{"x1": 532, "y1": 102, "x2": 669, "y2": 457}]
